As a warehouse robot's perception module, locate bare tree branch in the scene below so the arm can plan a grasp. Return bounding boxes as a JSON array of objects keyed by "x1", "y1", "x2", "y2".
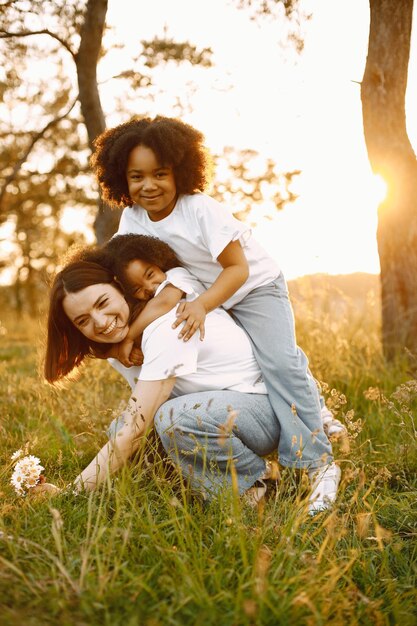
[
  {"x1": 0, "y1": 96, "x2": 78, "y2": 210},
  {"x1": 0, "y1": 28, "x2": 75, "y2": 58}
]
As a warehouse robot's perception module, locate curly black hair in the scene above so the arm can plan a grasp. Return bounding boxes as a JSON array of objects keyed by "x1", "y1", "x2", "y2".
[
  {"x1": 103, "y1": 234, "x2": 182, "y2": 284},
  {"x1": 91, "y1": 115, "x2": 213, "y2": 208}
]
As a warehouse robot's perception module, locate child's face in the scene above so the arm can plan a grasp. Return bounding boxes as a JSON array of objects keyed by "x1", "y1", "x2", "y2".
[
  {"x1": 126, "y1": 145, "x2": 177, "y2": 221},
  {"x1": 123, "y1": 259, "x2": 166, "y2": 301}
]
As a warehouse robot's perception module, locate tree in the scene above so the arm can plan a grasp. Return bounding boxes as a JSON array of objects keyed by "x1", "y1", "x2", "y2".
[
  {"x1": 0, "y1": 0, "x2": 301, "y2": 311},
  {"x1": 236, "y1": 0, "x2": 309, "y2": 52},
  {"x1": 235, "y1": 0, "x2": 417, "y2": 361},
  {"x1": 361, "y1": 0, "x2": 417, "y2": 362},
  {"x1": 0, "y1": 0, "x2": 214, "y2": 243},
  {"x1": 210, "y1": 147, "x2": 300, "y2": 221},
  {"x1": 0, "y1": 0, "x2": 117, "y2": 242},
  {"x1": 0, "y1": 35, "x2": 93, "y2": 313},
  {"x1": 76, "y1": 0, "x2": 115, "y2": 242}
]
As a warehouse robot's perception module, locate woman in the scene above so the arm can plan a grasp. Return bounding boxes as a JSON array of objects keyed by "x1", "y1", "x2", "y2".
[{"x1": 44, "y1": 245, "x2": 339, "y2": 512}]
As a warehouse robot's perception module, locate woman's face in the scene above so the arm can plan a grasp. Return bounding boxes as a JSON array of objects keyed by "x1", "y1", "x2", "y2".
[{"x1": 63, "y1": 283, "x2": 130, "y2": 343}]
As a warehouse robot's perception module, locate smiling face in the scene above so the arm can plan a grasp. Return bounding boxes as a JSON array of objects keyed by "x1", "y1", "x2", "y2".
[
  {"x1": 62, "y1": 283, "x2": 130, "y2": 343},
  {"x1": 126, "y1": 145, "x2": 177, "y2": 221},
  {"x1": 123, "y1": 259, "x2": 166, "y2": 301}
]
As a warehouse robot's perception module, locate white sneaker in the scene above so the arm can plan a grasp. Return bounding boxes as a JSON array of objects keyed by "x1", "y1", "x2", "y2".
[
  {"x1": 308, "y1": 462, "x2": 341, "y2": 514},
  {"x1": 321, "y1": 406, "x2": 347, "y2": 437}
]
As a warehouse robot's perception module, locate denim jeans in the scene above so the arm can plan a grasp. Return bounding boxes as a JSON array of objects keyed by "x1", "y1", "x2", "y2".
[
  {"x1": 230, "y1": 273, "x2": 333, "y2": 469},
  {"x1": 154, "y1": 390, "x2": 280, "y2": 497}
]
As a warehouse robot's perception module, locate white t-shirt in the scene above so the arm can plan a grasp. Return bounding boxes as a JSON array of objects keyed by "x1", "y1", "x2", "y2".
[
  {"x1": 117, "y1": 193, "x2": 280, "y2": 309},
  {"x1": 109, "y1": 268, "x2": 267, "y2": 397}
]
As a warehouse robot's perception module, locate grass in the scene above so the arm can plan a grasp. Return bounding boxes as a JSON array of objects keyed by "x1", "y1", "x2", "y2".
[{"x1": 0, "y1": 288, "x2": 416, "y2": 626}]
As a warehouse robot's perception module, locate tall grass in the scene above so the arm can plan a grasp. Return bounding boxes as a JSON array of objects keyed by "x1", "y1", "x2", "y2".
[{"x1": 0, "y1": 287, "x2": 416, "y2": 626}]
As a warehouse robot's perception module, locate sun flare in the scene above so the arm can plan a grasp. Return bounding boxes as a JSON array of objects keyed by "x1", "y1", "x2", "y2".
[{"x1": 370, "y1": 174, "x2": 388, "y2": 205}]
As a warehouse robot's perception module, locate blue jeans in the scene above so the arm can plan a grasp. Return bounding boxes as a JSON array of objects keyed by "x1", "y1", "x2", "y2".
[
  {"x1": 154, "y1": 390, "x2": 280, "y2": 497},
  {"x1": 230, "y1": 273, "x2": 333, "y2": 469}
]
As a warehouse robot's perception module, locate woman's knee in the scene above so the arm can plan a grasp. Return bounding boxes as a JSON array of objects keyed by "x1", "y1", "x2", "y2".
[
  {"x1": 154, "y1": 392, "x2": 243, "y2": 447},
  {"x1": 154, "y1": 401, "x2": 184, "y2": 446}
]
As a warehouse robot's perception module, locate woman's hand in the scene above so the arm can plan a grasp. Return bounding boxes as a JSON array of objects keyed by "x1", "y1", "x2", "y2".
[
  {"x1": 29, "y1": 482, "x2": 61, "y2": 499},
  {"x1": 172, "y1": 300, "x2": 206, "y2": 341}
]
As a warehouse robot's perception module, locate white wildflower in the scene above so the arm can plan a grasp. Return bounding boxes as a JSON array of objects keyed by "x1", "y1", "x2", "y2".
[
  {"x1": 10, "y1": 455, "x2": 44, "y2": 496},
  {"x1": 10, "y1": 449, "x2": 23, "y2": 461},
  {"x1": 10, "y1": 471, "x2": 25, "y2": 495}
]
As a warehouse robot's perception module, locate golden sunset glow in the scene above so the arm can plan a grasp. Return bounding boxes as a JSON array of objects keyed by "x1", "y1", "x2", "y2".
[
  {"x1": 1, "y1": 0, "x2": 416, "y2": 283},
  {"x1": 98, "y1": 0, "x2": 416, "y2": 279},
  {"x1": 370, "y1": 174, "x2": 388, "y2": 206},
  {"x1": 1, "y1": 3, "x2": 416, "y2": 614}
]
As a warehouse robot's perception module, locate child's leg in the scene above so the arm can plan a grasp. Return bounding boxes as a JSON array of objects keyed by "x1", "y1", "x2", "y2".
[{"x1": 231, "y1": 273, "x2": 333, "y2": 470}]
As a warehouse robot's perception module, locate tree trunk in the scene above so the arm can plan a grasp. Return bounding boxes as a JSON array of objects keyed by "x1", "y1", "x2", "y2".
[
  {"x1": 76, "y1": 0, "x2": 121, "y2": 243},
  {"x1": 361, "y1": 0, "x2": 417, "y2": 362}
]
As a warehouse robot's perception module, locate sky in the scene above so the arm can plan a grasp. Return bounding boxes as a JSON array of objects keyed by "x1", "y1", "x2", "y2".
[{"x1": 98, "y1": 0, "x2": 417, "y2": 279}]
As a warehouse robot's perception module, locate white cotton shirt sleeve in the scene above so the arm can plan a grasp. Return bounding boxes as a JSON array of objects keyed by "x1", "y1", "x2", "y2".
[
  {"x1": 107, "y1": 358, "x2": 141, "y2": 391},
  {"x1": 155, "y1": 267, "x2": 206, "y2": 300},
  {"x1": 190, "y1": 194, "x2": 252, "y2": 261},
  {"x1": 139, "y1": 309, "x2": 199, "y2": 381}
]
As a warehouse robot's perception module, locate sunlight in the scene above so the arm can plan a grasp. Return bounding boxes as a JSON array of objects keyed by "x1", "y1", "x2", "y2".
[
  {"x1": 370, "y1": 174, "x2": 388, "y2": 205},
  {"x1": 60, "y1": 207, "x2": 95, "y2": 243},
  {"x1": 97, "y1": 0, "x2": 388, "y2": 281}
]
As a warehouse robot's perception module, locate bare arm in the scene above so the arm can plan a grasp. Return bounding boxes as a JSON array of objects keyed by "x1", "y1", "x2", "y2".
[
  {"x1": 73, "y1": 378, "x2": 175, "y2": 492},
  {"x1": 195, "y1": 240, "x2": 249, "y2": 312},
  {"x1": 173, "y1": 240, "x2": 249, "y2": 340},
  {"x1": 127, "y1": 284, "x2": 184, "y2": 340},
  {"x1": 106, "y1": 285, "x2": 184, "y2": 367}
]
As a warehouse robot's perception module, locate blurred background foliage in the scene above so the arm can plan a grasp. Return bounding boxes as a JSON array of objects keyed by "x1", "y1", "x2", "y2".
[{"x1": 0, "y1": 0, "x2": 300, "y2": 314}]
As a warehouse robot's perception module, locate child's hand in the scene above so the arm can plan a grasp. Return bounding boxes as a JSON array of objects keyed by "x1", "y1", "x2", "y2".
[
  {"x1": 117, "y1": 338, "x2": 135, "y2": 367},
  {"x1": 129, "y1": 345, "x2": 144, "y2": 366},
  {"x1": 172, "y1": 300, "x2": 206, "y2": 341}
]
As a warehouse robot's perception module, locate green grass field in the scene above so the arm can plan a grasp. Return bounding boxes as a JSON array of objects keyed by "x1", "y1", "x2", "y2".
[{"x1": 0, "y1": 285, "x2": 416, "y2": 626}]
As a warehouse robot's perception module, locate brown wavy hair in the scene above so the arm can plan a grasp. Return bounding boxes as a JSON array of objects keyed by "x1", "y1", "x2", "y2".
[{"x1": 91, "y1": 115, "x2": 213, "y2": 208}]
